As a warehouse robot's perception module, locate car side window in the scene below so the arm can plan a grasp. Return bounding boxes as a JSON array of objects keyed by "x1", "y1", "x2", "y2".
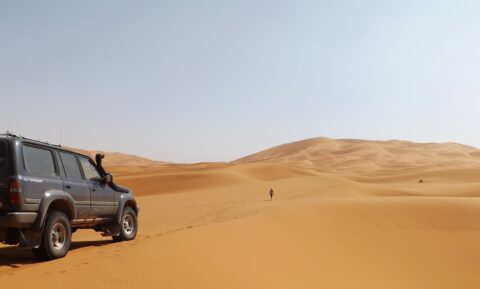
[
  {"x1": 23, "y1": 145, "x2": 56, "y2": 176},
  {"x1": 79, "y1": 157, "x2": 101, "y2": 181},
  {"x1": 59, "y1": 152, "x2": 83, "y2": 181}
]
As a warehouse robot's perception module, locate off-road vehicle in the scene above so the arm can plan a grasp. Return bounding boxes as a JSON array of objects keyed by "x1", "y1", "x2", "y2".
[{"x1": 0, "y1": 133, "x2": 139, "y2": 260}]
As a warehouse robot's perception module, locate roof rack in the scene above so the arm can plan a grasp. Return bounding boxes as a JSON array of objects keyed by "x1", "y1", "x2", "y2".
[
  {"x1": 0, "y1": 131, "x2": 17, "y2": 137},
  {"x1": 0, "y1": 131, "x2": 61, "y2": 147}
]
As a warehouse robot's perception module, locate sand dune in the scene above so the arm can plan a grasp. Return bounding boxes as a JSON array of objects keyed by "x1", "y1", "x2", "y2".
[
  {"x1": 237, "y1": 137, "x2": 480, "y2": 174},
  {"x1": 2, "y1": 137, "x2": 480, "y2": 288},
  {"x1": 67, "y1": 147, "x2": 167, "y2": 175}
]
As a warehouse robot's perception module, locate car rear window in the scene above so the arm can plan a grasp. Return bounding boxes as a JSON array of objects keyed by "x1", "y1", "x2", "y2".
[
  {"x1": 0, "y1": 141, "x2": 7, "y2": 176},
  {"x1": 59, "y1": 152, "x2": 83, "y2": 181},
  {"x1": 23, "y1": 145, "x2": 56, "y2": 176}
]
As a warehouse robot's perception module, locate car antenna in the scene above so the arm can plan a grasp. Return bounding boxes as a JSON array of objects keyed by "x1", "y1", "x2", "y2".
[
  {"x1": 59, "y1": 123, "x2": 63, "y2": 146},
  {"x1": 3, "y1": 130, "x2": 16, "y2": 137}
]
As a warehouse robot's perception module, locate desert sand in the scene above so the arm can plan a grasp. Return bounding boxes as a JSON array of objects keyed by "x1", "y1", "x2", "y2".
[{"x1": 2, "y1": 137, "x2": 480, "y2": 289}]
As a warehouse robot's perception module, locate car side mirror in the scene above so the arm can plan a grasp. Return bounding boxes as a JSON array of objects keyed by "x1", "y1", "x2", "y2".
[{"x1": 105, "y1": 173, "x2": 113, "y2": 184}]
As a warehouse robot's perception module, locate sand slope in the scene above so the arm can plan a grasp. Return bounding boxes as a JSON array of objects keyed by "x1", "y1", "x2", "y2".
[{"x1": 2, "y1": 137, "x2": 480, "y2": 288}]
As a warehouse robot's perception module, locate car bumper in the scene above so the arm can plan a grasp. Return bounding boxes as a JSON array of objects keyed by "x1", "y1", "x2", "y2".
[{"x1": 0, "y1": 212, "x2": 38, "y2": 228}]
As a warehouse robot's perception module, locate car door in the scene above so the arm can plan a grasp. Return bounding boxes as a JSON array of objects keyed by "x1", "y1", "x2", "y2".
[
  {"x1": 78, "y1": 156, "x2": 116, "y2": 218},
  {"x1": 57, "y1": 151, "x2": 91, "y2": 219}
]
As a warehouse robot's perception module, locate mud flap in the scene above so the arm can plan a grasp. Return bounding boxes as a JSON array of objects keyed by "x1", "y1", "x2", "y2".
[
  {"x1": 19, "y1": 230, "x2": 42, "y2": 248},
  {"x1": 101, "y1": 223, "x2": 121, "y2": 237},
  {"x1": 0, "y1": 228, "x2": 6, "y2": 243}
]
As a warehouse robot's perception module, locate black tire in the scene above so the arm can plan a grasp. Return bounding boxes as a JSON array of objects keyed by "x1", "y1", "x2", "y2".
[
  {"x1": 112, "y1": 206, "x2": 137, "y2": 242},
  {"x1": 33, "y1": 211, "x2": 72, "y2": 261}
]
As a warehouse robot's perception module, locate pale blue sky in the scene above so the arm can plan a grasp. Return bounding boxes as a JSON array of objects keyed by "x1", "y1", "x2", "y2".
[{"x1": 1, "y1": 0, "x2": 480, "y2": 162}]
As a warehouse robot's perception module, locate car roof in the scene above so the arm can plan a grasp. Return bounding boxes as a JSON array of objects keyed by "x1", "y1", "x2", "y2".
[{"x1": 0, "y1": 134, "x2": 92, "y2": 160}]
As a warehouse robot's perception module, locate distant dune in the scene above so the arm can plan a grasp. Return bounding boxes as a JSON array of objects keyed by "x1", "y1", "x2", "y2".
[
  {"x1": 73, "y1": 137, "x2": 480, "y2": 179},
  {"x1": 106, "y1": 137, "x2": 480, "y2": 198},
  {"x1": 66, "y1": 147, "x2": 167, "y2": 175},
  {"x1": 4, "y1": 137, "x2": 480, "y2": 289},
  {"x1": 236, "y1": 137, "x2": 480, "y2": 173}
]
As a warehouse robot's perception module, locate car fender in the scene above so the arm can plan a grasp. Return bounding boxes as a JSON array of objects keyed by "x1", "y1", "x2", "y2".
[
  {"x1": 115, "y1": 193, "x2": 138, "y2": 224},
  {"x1": 32, "y1": 190, "x2": 76, "y2": 231}
]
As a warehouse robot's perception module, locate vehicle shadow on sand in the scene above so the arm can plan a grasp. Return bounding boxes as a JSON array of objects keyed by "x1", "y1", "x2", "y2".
[{"x1": 0, "y1": 240, "x2": 114, "y2": 267}]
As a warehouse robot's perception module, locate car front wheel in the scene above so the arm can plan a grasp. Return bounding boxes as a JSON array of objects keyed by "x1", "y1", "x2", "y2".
[{"x1": 113, "y1": 206, "x2": 137, "y2": 242}]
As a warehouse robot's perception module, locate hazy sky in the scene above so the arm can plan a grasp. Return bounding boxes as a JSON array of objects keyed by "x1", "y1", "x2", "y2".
[{"x1": 1, "y1": 1, "x2": 480, "y2": 163}]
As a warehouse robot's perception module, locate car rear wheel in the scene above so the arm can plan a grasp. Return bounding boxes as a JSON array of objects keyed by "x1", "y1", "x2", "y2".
[
  {"x1": 33, "y1": 211, "x2": 72, "y2": 261},
  {"x1": 113, "y1": 206, "x2": 137, "y2": 242}
]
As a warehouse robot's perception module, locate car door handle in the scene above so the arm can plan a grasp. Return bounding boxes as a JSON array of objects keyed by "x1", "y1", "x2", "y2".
[
  {"x1": 65, "y1": 185, "x2": 72, "y2": 189},
  {"x1": 92, "y1": 188, "x2": 96, "y2": 192}
]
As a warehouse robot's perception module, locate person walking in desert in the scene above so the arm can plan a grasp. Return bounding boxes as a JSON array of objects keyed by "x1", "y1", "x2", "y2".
[{"x1": 269, "y1": 188, "x2": 274, "y2": 200}]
